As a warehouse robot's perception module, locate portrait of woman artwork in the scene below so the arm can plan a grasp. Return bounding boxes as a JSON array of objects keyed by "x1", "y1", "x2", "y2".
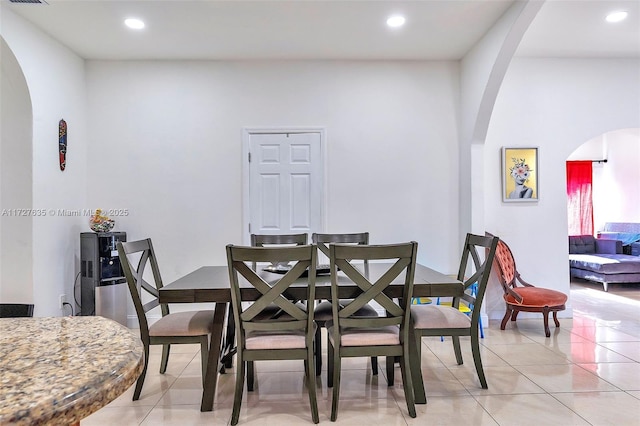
[{"x1": 502, "y1": 147, "x2": 539, "y2": 202}]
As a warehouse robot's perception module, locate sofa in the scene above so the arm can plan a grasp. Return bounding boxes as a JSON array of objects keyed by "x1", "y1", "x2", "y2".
[
  {"x1": 569, "y1": 235, "x2": 640, "y2": 291},
  {"x1": 597, "y1": 222, "x2": 640, "y2": 255}
]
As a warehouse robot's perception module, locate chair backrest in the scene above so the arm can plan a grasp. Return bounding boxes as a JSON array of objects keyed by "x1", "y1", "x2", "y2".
[
  {"x1": 329, "y1": 242, "x2": 418, "y2": 341},
  {"x1": 486, "y1": 233, "x2": 526, "y2": 304},
  {"x1": 226, "y1": 244, "x2": 317, "y2": 347},
  {"x1": 117, "y1": 238, "x2": 167, "y2": 336},
  {"x1": 0, "y1": 303, "x2": 34, "y2": 318},
  {"x1": 312, "y1": 232, "x2": 368, "y2": 257},
  {"x1": 312, "y1": 232, "x2": 369, "y2": 267},
  {"x1": 453, "y1": 234, "x2": 499, "y2": 323},
  {"x1": 250, "y1": 233, "x2": 309, "y2": 270},
  {"x1": 250, "y1": 233, "x2": 308, "y2": 247}
]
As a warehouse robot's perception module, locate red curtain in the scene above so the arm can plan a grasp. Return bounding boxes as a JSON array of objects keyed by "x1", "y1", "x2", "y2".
[{"x1": 566, "y1": 161, "x2": 593, "y2": 235}]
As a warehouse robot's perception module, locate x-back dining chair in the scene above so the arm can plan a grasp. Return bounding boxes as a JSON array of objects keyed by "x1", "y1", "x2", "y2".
[
  {"x1": 488, "y1": 233, "x2": 567, "y2": 337},
  {"x1": 117, "y1": 238, "x2": 214, "y2": 401},
  {"x1": 410, "y1": 233, "x2": 498, "y2": 403},
  {"x1": 250, "y1": 233, "x2": 308, "y2": 269},
  {"x1": 246, "y1": 232, "x2": 308, "y2": 388},
  {"x1": 226, "y1": 244, "x2": 319, "y2": 425},
  {"x1": 327, "y1": 241, "x2": 418, "y2": 421},
  {"x1": 311, "y1": 232, "x2": 378, "y2": 378}
]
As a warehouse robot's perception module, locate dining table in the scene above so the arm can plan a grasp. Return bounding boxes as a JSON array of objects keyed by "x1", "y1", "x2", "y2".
[
  {"x1": 0, "y1": 315, "x2": 144, "y2": 425},
  {"x1": 159, "y1": 262, "x2": 463, "y2": 411}
]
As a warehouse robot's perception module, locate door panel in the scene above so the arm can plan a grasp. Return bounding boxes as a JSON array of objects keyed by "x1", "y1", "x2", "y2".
[{"x1": 249, "y1": 132, "x2": 322, "y2": 236}]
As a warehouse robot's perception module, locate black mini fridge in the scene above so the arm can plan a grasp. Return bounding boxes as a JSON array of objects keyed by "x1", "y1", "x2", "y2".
[{"x1": 80, "y1": 232, "x2": 127, "y2": 325}]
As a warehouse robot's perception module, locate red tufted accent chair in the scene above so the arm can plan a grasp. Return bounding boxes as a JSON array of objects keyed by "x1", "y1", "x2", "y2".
[{"x1": 488, "y1": 233, "x2": 568, "y2": 337}]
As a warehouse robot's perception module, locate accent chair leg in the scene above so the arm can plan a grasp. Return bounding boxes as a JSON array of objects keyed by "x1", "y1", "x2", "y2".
[
  {"x1": 543, "y1": 306, "x2": 551, "y2": 337},
  {"x1": 553, "y1": 311, "x2": 561, "y2": 328},
  {"x1": 500, "y1": 305, "x2": 512, "y2": 330}
]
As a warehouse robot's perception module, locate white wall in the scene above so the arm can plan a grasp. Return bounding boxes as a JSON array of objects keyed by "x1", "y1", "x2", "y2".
[
  {"x1": 0, "y1": 38, "x2": 33, "y2": 304},
  {"x1": 485, "y1": 58, "x2": 640, "y2": 319},
  {"x1": 1, "y1": 7, "x2": 88, "y2": 317},
  {"x1": 86, "y1": 60, "x2": 462, "y2": 284}
]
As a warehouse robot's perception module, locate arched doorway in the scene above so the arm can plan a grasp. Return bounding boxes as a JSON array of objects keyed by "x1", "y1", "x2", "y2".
[{"x1": 0, "y1": 37, "x2": 34, "y2": 304}]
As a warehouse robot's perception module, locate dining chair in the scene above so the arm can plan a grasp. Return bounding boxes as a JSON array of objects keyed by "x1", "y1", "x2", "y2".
[
  {"x1": 246, "y1": 232, "x2": 308, "y2": 388},
  {"x1": 0, "y1": 303, "x2": 34, "y2": 318},
  {"x1": 226, "y1": 244, "x2": 319, "y2": 425},
  {"x1": 488, "y1": 233, "x2": 567, "y2": 337},
  {"x1": 410, "y1": 233, "x2": 498, "y2": 402},
  {"x1": 311, "y1": 232, "x2": 378, "y2": 378},
  {"x1": 250, "y1": 233, "x2": 308, "y2": 269},
  {"x1": 117, "y1": 238, "x2": 214, "y2": 400},
  {"x1": 327, "y1": 241, "x2": 418, "y2": 421}
]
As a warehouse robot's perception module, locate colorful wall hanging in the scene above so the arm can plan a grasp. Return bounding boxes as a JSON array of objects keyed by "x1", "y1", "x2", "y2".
[{"x1": 59, "y1": 119, "x2": 67, "y2": 171}]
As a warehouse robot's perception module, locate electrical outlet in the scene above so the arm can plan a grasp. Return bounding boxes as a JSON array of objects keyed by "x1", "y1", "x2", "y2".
[{"x1": 59, "y1": 294, "x2": 66, "y2": 310}]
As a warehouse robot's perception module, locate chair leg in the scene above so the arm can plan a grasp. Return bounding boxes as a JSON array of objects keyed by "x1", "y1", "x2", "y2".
[
  {"x1": 543, "y1": 306, "x2": 551, "y2": 337},
  {"x1": 160, "y1": 343, "x2": 170, "y2": 374},
  {"x1": 133, "y1": 343, "x2": 149, "y2": 401},
  {"x1": 452, "y1": 336, "x2": 463, "y2": 365},
  {"x1": 371, "y1": 356, "x2": 378, "y2": 375},
  {"x1": 385, "y1": 356, "x2": 394, "y2": 386},
  {"x1": 500, "y1": 305, "x2": 512, "y2": 330},
  {"x1": 306, "y1": 347, "x2": 320, "y2": 424},
  {"x1": 511, "y1": 310, "x2": 519, "y2": 321},
  {"x1": 330, "y1": 353, "x2": 342, "y2": 422},
  {"x1": 315, "y1": 326, "x2": 322, "y2": 376},
  {"x1": 231, "y1": 354, "x2": 246, "y2": 426},
  {"x1": 247, "y1": 361, "x2": 255, "y2": 391},
  {"x1": 470, "y1": 328, "x2": 487, "y2": 389},
  {"x1": 399, "y1": 352, "x2": 416, "y2": 418},
  {"x1": 410, "y1": 329, "x2": 426, "y2": 404},
  {"x1": 327, "y1": 340, "x2": 334, "y2": 388},
  {"x1": 200, "y1": 337, "x2": 209, "y2": 387},
  {"x1": 553, "y1": 311, "x2": 561, "y2": 328}
]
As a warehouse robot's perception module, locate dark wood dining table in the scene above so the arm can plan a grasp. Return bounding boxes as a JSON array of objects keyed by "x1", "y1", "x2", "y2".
[{"x1": 159, "y1": 263, "x2": 463, "y2": 411}]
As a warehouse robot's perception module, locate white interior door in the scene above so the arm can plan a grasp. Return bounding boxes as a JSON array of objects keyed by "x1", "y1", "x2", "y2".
[{"x1": 246, "y1": 130, "x2": 323, "y2": 240}]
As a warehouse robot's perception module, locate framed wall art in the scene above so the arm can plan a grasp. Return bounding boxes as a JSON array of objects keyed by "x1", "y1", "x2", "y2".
[{"x1": 502, "y1": 147, "x2": 538, "y2": 202}]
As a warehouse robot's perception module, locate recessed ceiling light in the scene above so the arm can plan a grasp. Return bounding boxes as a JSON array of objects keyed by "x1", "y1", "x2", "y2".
[
  {"x1": 386, "y1": 15, "x2": 406, "y2": 28},
  {"x1": 124, "y1": 18, "x2": 145, "y2": 30},
  {"x1": 606, "y1": 11, "x2": 628, "y2": 23}
]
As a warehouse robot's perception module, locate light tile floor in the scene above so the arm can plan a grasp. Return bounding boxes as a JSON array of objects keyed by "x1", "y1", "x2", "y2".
[{"x1": 82, "y1": 284, "x2": 640, "y2": 425}]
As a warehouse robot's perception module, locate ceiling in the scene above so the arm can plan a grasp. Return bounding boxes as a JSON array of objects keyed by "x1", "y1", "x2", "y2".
[{"x1": 3, "y1": 0, "x2": 639, "y2": 60}]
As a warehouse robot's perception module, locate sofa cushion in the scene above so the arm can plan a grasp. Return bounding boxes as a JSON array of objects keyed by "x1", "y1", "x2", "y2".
[
  {"x1": 569, "y1": 254, "x2": 640, "y2": 274},
  {"x1": 569, "y1": 235, "x2": 595, "y2": 254}
]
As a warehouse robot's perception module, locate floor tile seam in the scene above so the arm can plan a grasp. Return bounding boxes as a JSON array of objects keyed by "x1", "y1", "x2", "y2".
[
  {"x1": 569, "y1": 363, "x2": 626, "y2": 392},
  {"x1": 546, "y1": 391, "x2": 594, "y2": 426},
  {"x1": 518, "y1": 363, "x2": 623, "y2": 393},
  {"x1": 581, "y1": 342, "x2": 640, "y2": 363},
  {"x1": 466, "y1": 392, "x2": 518, "y2": 426}
]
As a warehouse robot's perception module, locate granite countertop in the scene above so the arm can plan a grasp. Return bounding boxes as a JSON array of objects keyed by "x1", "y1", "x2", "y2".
[{"x1": 0, "y1": 316, "x2": 144, "y2": 426}]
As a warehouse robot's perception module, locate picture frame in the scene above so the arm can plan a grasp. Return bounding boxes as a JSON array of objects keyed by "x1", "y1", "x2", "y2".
[{"x1": 502, "y1": 147, "x2": 539, "y2": 202}]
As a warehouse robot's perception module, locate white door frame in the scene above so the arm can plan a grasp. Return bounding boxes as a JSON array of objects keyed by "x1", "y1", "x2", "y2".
[{"x1": 242, "y1": 127, "x2": 327, "y2": 245}]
